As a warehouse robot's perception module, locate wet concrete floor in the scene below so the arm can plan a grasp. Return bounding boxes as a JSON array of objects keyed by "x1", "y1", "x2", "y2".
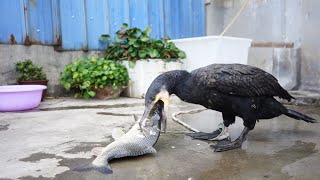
[{"x1": 0, "y1": 97, "x2": 320, "y2": 180}]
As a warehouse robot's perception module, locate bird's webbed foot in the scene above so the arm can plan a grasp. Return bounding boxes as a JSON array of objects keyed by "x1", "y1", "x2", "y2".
[
  {"x1": 186, "y1": 123, "x2": 230, "y2": 141},
  {"x1": 210, "y1": 139, "x2": 242, "y2": 152},
  {"x1": 210, "y1": 127, "x2": 250, "y2": 152},
  {"x1": 186, "y1": 128, "x2": 222, "y2": 140}
]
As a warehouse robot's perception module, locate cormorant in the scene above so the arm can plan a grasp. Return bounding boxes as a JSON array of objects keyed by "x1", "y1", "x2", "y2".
[{"x1": 138, "y1": 63, "x2": 317, "y2": 152}]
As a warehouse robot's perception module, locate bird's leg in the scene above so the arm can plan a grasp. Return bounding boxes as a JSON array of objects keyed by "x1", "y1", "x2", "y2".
[
  {"x1": 210, "y1": 127, "x2": 250, "y2": 152},
  {"x1": 186, "y1": 123, "x2": 230, "y2": 140},
  {"x1": 210, "y1": 124, "x2": 230, "y2": 141}
]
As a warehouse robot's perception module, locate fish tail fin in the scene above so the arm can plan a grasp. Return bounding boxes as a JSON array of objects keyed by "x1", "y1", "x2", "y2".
[
  {"x1": 285, "y1": 109, "x2": 317, "y2": 123},
  {"x1": 73, "y1": 163, "x2": 113, "y2": 175}
]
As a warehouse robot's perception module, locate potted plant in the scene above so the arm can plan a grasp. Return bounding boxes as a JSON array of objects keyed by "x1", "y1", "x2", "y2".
[
  {"x1": 59, "y1": 56, "x2": 129, "y2": 99},
  {"x1": 99, "y1": 23, "x2": 186, "y2": 98},
  {"x1": 15, "y1": 59, "x2": 48, "y2": 101}
]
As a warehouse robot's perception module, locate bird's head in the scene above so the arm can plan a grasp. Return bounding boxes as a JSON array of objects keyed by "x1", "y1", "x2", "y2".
[
  {"x1": 139, "y1": 70, "x2": 189, "y2": 132},
  {"x1": 141, "y1": 85, "x2": 170, "y2": 132}
]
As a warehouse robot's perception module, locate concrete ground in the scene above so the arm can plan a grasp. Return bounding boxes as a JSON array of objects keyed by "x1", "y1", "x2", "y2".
[{"x1": 0, "y1": 96, "x2": 320, "y2": 180}]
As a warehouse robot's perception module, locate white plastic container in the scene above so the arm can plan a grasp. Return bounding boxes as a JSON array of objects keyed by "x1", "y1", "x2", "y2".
[
  {"x1": 122, "y1": 60, "x2": 182, "y2": 98},
  {"x1": 170, "y1": 36, "x2": 252, "y2": 71}
]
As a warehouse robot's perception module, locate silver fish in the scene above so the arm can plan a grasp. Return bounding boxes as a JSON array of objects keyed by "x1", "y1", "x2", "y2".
[{"x1": 73, "y1": 106, "x2": 162, "y2": 175}]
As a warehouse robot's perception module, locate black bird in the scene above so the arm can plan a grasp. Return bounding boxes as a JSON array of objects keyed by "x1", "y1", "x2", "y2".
[{"x1": 138, "y1": 63, "x2": 317, "y2": 152}]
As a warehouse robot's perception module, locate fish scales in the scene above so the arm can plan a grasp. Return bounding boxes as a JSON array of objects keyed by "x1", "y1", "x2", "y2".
[
  {"x1": 73, "y1": 106, "x2": 162, "y2": 175},
  {"x1": 93, "y1": 123, "x2": 159, "y2": 164}
]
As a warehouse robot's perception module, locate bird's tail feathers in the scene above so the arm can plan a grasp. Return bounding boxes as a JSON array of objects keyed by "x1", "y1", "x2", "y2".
[
  {"x1": 73, "y1": 163, "x2": 113, "y2": 175},
  {"x1": 285, "y1": 109, "x2": 317, "y2": 123}
]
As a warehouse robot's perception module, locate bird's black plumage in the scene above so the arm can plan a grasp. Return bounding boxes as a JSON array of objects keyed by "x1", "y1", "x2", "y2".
[
  {"x1": 191, "y1": 64, "x2": 294, "y2": 101},
  {"x1": 141, "y1": 63, "x2": 316, "y2": 152}
]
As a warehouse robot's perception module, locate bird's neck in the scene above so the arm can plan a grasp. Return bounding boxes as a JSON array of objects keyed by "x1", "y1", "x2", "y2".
[
  {"x1": 168, "y1": 71, "x2": 194, "y2": 102},
  {"x1": 159, "y1": 70, "x2": 190, "y2": 94}
]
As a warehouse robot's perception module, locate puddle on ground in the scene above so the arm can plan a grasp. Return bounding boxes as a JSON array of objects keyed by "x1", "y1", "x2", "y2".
[
  {"x1": 19, "y1": 141, "x2": 111, "y2": 163},
  {"x1": 0, "y1": 124, "x2": 9, "y2": 131},
  {"x1": 18, "y1": 175, "x2": 52, "y2": 180},
  {"x1": 17, "y1": 152, "x2": 78, "y2": 180},
  {"x1": 64, "y1": 141, "x2": 110, "y2": 154},
  {"x1": 19, "y1": 153, "x2": 62, "y2": 163}
]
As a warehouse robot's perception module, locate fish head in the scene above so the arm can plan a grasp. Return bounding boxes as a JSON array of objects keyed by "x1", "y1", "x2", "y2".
[{"x1": 139, "y1": 100, "x2": 164, "y2": 133}]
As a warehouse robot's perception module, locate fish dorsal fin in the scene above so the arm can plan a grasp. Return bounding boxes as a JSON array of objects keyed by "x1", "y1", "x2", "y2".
[
  {"x1": 112, "y1": 128, "x2": 125, "y2": 140},
  {"x1": 133, "y1": 114, "x2": 139, "y2": 122}
]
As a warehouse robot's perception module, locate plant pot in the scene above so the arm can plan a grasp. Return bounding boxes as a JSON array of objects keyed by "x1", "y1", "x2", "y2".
[
  {"x1": 94, "y1": 86, "x2": 124, "y2": 100},
  {"x1": 122, "y1": 60, "x2": 182, "y2": 98},
  {"x1": 18, "y1": 80, "x2": 48, "y2": 101}
]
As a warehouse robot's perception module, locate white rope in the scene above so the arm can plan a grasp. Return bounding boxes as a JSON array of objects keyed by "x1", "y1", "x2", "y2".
[
  {"x1": 219, "y1": 0, "x2": 250, "y2": 36},
  {"x1": 171, "y1": 108, "x2": 207, "y2": 132}
]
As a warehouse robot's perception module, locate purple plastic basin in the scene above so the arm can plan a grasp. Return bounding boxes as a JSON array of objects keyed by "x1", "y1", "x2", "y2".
[{"x1": 0, "y1": 85, "x2": 47, "y2": 112}]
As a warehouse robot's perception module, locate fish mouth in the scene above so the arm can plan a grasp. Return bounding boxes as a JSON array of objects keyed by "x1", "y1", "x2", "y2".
[{"x1": 140, "y1": 101, "x2": 165, "y2": 130}]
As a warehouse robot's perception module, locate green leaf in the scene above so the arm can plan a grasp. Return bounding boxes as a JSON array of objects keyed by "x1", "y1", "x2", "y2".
[
  {"x1": 148, "y1": 49, "x2": 159, "y2": 58},
  {"x1": 121, "y1": 23, "x2": 129, "y2": 29},
  {"x1": 71, "y1": 66, "x2": 77, "y2": 72},
  {"x1": 131, "y1": 51, "x2": 137, "y2": 57},
  {"x1": 64, "y1": 82, "x2": 71, "y2": 90},
  {"x1": 111, "y1": 66, "x2": 117, "y2": 70},
  {"x1": 115, "y1": 36, "x2": 121, "y2": 43},
  {"x1": 128, "y1": 61, "x2": 136, "y2": 68},
  {"x1": 138, "y1": 50, "x2": 147, "y2": 58},
  {"x1": 140, "y1": 36, "x2": 149, "y2": 42},
  {"x1": 128, "y1": 36, "x2": 137, "y2": 43},
  {"x1": 133, "y1": 41, "x2": 140, "y2": 48},
  {"x1": 143, "y1": 26, "x2": 151, "y2": 36},
  {"x1": 178, "y1": 51, "x2": 186, "y2": 58},
  {"x1": 103, "y1": 65, "x2": 108, "y2": 70},
  {"x1": 112, "y1": 84, "x2": 118, "y2": 90},
  {"x1": 83, "y1": 69, "x2": 89, "y2": 74},
  {"x1": 128, "y1": 46, "x2": 134, "y2": 52},
  {"x1": 99, "y1": 34, "x2": 110, "y2": 42},
  {"x1": 73, "y1": 72, "x2": 79, "y2": 79},
  {"x1": 155, "y1": 40, "x2": 164, "y2": 47},
  {"x1": 83, "y1": 91, "x2": 90, "y2": 99},
  {"x1": 88, "y1": 91, "x2": 96, "y2": 97}
]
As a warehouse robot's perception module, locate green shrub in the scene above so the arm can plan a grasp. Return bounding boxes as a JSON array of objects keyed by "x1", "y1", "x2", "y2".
[
  {"x1": 99, "y1": 23, "x2": 186, "y2": 62},
  {"x1": 15, "y1": 59, "x2": 47, "y2": 81},
  {"x1": 60, "y1": 56, "x2": 129, "y2": 99}
]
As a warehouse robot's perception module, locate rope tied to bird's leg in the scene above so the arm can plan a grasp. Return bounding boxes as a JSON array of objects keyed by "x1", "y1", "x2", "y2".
[
  {"x1": 171, "y1": 108, "x2": 231, "y2": 141},
  {"x1": 171, "y1": 108, "x2": 207, "y2": 132}
]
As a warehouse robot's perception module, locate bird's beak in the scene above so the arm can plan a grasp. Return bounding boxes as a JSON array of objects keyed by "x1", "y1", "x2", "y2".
[
  {"x1": 140, "y1": 101, "x2": 156, "y2": 127},
  {"x1": 140, "y1": 90, "x2": 170, "y2": 132}
]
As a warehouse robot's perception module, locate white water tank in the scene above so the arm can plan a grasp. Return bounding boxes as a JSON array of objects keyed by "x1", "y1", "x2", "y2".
[{"x1": 170, "y1": 36, "x2": 252, "y2": 71}]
